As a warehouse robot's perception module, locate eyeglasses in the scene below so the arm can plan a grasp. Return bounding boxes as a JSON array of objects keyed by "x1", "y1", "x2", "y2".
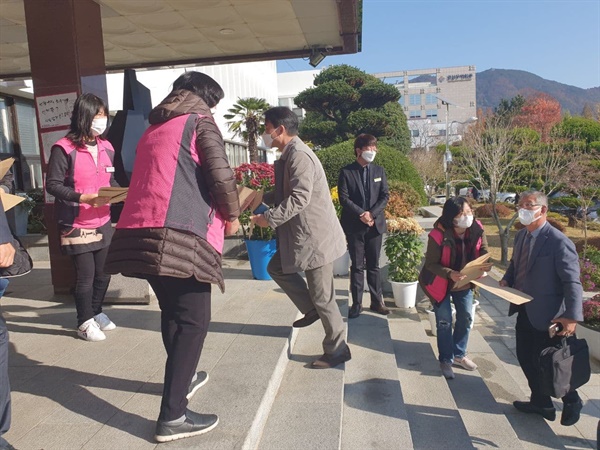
[{"x1": 518, "y1": 203, "x2": 541, "y2": 209}]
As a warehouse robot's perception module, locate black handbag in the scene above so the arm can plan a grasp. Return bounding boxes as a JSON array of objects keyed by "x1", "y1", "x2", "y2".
[
  {"x1": 0, "y1": 236, "x2": 33, "y2": 278},
  {"x1": 539, "y1": 335, "x2": 591, "y2": 399}
]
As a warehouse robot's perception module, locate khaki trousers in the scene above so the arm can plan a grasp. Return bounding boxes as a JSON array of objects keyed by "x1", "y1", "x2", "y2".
[{"x1": 268, "y1": 250, "x2": 347, "y2": 356}]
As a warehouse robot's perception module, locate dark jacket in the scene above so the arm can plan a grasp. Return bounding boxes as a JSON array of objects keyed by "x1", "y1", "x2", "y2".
[
  {"x1": 104, "y1": 90, "x2": 240, "y2": 291},
  {"x1": 338, "y1": 161, "x2": 389, "y2": 235},
  {"x1": 502, "y1": 222, "x2": 583, "y2": 330}
]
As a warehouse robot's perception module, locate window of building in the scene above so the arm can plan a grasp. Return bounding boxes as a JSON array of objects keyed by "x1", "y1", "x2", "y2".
[
  {"x1": 439, "y1": 129, "x2": 446, "y2": 136},
  {"x1": 409, "y1": 110, "x2": 422, "y2": 119},
  {"x1": 425, "y1": 94, "x2": 437, "y2": 104},
  {"x1": 426, "y1": 109, "x2": 438, "y2": 118},
  {"x1": 411, "y1": 129, "x2": 419, "y2": 137},
  {"x1": 409, "y1": 94, "x2": 421, "y2": 106}
]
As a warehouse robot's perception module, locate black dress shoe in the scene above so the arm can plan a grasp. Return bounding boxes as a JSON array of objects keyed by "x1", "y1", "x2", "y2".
[
  {"x1": 513, "y1": 401, "x2": 556, "y2": 421},
  {"x1": 370, "y1": 303, "x2": 391, "y2": 315},
  {"x1": 561, "y1": 399, "x2": 583, "y2": 426},
  {"x1": 311, "y1": 346, "x2": 352, "y2": 369},
  {"x1": 348, "y1": 304, "x2": 363, "y2": 319},
  {"x1": 292, "y1": 309, "x2": 320, "y2": 328}
]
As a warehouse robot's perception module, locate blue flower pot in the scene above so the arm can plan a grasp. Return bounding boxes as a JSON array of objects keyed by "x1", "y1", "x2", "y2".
[{"x1": 245, "y1": 239, "x2": 277, "y2": 280}]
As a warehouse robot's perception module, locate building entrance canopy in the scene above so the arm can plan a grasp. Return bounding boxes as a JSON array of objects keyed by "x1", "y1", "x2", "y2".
[{"x1": 0, "y1": 0, "x2": 361, "y2": 78}]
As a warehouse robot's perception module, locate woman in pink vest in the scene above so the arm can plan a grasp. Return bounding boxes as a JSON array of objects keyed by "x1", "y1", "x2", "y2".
[
  {"x1": 104, "y1": 72, "x2": 240, "y2": 443},
  {"x1": 419, "y1": 197, "x2": 489, "y2": 379},
  {"x1": 46, "y1": 93, "x2": 119, "y2": 342}
]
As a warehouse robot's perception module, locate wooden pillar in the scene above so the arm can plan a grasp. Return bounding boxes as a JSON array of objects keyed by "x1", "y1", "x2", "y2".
[{"x1": 24, "y1": 0, "x2": 108, "y2": 293}]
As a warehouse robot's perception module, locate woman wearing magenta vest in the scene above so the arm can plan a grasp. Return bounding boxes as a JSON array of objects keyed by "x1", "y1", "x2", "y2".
[
  {"x1": 46, "y1": 93, "x2": 118, "y2": 342},
  {"x1": 419, "y1": 197, "x2": 490, "y2": 379},
  {"x1": 104, "y1": 72, "x2": 240, "y2": 443}
]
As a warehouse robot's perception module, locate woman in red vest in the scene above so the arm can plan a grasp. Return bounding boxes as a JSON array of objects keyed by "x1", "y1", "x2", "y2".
[
  {"x1": 46, "y1": 93, "x2": 118, "y2": 342},
  {"x1": 419, "y1": 197, "x2": 489, "y2": 379}
]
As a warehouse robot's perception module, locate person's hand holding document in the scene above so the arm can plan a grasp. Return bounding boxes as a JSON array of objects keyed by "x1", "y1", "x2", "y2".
[
  {"x1": 98, "y1": 187, "x2": 128, "y2": 203},
  {"x1": 454, "y1": 253, "x2": 493, "y2": 289}
]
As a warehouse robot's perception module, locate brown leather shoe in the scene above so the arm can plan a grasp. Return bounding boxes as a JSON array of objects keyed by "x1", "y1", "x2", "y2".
[
  {"x1": 292, "y1": 309, "x2": 320, "y2": 328},
  {"x1": 311, "y1": 347, "x2": 351, "y2": 369},
  {"x1": 370, "y1": 303, "x2": 391, "y2": 315}
]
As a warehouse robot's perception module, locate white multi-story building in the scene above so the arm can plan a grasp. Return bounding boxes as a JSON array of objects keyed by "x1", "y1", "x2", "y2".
[{"x1": 373, "y1": 65, "x2": 477, "y2": 149}]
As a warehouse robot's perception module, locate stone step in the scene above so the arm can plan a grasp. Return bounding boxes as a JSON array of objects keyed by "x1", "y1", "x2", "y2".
[
  {"x1": 257, "y1": 296, "x2": 347, "y2": 450},
  {"x1": 341, "y1": 297, "x2": 412, "y2": 449},
  {"x1": 388, "y1": 305, "x2": 473, "y2": 449}
]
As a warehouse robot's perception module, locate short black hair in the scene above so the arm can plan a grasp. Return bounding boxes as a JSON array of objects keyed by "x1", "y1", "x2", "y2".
[
  {"x1": 264, "y1": 107, "x2": 299, "y2": 135},
  {"x1": 172, "y1": 71, "x2": 224, "y2": 108},
  {"x1": 67, "y1": 93, "x2": 107, "y2": 147},
  {"x1": 439, "y1": 196, "x2": 470, "y2": 229},
  {"x1": 354, "y1": 133, "x2": 377, "y2": 156}
]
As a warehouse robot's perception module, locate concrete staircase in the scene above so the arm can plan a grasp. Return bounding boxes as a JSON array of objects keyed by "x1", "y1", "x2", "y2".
[{"x1": 5, "y1": 252, "x2": 598, "y2": 449}]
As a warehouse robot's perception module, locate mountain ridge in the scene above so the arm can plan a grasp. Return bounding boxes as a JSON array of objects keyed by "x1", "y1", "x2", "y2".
[{"x1": 476, "y1": 68, "x2": 599, "y2": 115}]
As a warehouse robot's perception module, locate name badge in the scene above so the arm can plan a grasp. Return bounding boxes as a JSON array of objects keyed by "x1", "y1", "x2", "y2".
[
  {"x1": 374, "y1": 177, "x2": 381, "y2": 182},
  {"x1": 105, "y1": 167, "x2": 115, "y2": 173}
]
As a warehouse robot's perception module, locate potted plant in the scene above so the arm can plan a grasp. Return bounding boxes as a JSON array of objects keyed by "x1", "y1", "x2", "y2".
[
  {"x1": 234, "y1": 162, "x2": 276, "y2": 280},
  {"x1": 384, "y1": 217, "x2": 424, "y2": 308},
  {"x1": 330, "y1": 186, "x2": 350, "y2": 277},
  {"x1": 578, "y1": 294, "x2": 600, "y2": 361}
]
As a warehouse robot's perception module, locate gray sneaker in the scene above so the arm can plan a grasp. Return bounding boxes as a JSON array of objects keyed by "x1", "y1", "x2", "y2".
[
  {"x1": 155, "y1": 410, "x2": 218, "y2": 443},
  {"x1": 440, "y1": 362, "x2": 455, "y2": 379},
  {"x1": 187, "y1": 371, "x2": 209, "y2": 400}
]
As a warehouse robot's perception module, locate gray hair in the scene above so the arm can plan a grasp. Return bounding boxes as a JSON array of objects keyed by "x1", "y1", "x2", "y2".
[{"x1": 519, "y1": 190, "x2": 548, "y2": 207}]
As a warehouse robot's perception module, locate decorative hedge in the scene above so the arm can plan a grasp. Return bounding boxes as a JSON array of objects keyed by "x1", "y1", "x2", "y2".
[{"x1": 475, "y1": 203, "x2": 514, "y2": 218}]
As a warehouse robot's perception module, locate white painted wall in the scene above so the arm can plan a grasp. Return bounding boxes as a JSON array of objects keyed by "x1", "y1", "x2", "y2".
[{"x1": 106, "y1": 61, "x2": 279, "y2": 141}]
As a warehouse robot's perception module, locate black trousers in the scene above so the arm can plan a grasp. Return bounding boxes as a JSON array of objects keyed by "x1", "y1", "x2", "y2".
[
  {"x1": 346, "y1": 227, "x2": 384, "y2": 307},
  {"x1": 71, "y1": 247, "x2": 111, "y2": 326},
  {"x1": 146, "y1": 275, "x2": 211, "y2": 422},
  {"x1": 515, "y1": 308, "x2": 580, "y2": 407}
]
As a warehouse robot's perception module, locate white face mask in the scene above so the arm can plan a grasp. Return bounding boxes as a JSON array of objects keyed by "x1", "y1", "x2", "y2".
[
  {"x1": 518, "y1": 207, "x2": 542, "y2": 226},
  {"x1": 262, "y1": 130, "x2": 275, "y2": 148},
  {"x1": 454, "y1": 214, "x2": 474, "y2": 229},
  {"x1": 91, "y1": 117, "x2": 107, "y2": 136},
  {"x1": 361, "y1": 150, "x2": 376, "y2": 163}
]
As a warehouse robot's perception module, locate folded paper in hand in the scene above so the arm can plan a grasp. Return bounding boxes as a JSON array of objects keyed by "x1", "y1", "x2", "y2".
[
  {"x1": 454, "y1": 253, "x2": 492, "y2": 289},
  {"x1": 471, "y1": 276, "x2": 532, "y2": 305},
  {"x1": 0, "y1": 158, "x2": 28, "y2": 212},
  {"x1": 98, "y1": 187, "x2": 128, "y2": 203}
]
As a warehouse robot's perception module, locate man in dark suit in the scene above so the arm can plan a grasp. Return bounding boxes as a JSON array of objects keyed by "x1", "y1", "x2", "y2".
[
  {"x1": 338, "y1": 134, "x2": 390, "y2": 319},
  {"x1": 500, "y1": 191, "x2": 584, "y2": 426}
]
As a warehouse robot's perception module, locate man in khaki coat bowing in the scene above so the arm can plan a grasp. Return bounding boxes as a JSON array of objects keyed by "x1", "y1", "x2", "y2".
[{"x1": 251, "y1": 107, "x2": 351, "y2": 369}]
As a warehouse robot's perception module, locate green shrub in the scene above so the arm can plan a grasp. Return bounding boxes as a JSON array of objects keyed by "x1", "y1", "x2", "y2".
[
  {"x1": 549, "y1": 196, "x2": 581, "y2": 209},
  {"x1": 547, "y1": 211, "x2": 568, "y2": 223},
  {"x1": 317, "y1": 139, "x2": 426, "y2": 204},
  {"x1": 575, "y1": 237, "x2": 600, "y2": 253}
]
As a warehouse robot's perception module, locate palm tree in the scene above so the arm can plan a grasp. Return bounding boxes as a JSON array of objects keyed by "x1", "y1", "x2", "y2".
[{"x1": 224, "y1": 97, "x2": 271, "y2": 163}]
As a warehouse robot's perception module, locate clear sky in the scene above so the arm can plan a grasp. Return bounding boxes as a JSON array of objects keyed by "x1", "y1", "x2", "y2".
[{"x1": 277, "y1": 0, "x2": 600, "y2": 89}]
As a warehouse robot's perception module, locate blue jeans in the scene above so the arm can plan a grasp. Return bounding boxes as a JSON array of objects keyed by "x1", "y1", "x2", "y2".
[{"x1": 433, "y1": 288, "x2": 473, "y2": 364}]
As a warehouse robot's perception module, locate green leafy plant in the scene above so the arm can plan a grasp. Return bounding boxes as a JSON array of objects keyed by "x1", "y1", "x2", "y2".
[
  {"x1": 330, "y1": 186, "x2": 342, "y2": 220},
  {"x1": 384, "y1": 217, "x2": 424, "y2": 282}
]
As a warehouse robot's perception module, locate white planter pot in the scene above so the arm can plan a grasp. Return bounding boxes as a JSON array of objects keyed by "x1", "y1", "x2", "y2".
[
  {"x1": 390, "y1": 280, "x2": 418, "y2": 308},
  {"x1": 427, "y1": 300, "x2": 479, "y2": 336},
  {"x1": 333, "y1": 251, "x2": 350, "y2": 276},
  {"x1": 577, "y1": 324, "x2": 600, "y2": 361}
]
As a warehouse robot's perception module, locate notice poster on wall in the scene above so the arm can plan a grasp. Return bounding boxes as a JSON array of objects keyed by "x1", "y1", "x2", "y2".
[
  {"x1": 40, "y1": 129, "x2": 68, "y2": 164},
  {"x1": 36, "y1": 92, "x2": 77, "y2": 129}
]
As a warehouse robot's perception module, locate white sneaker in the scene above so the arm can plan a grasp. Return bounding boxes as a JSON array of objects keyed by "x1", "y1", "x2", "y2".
[
  {"x1": 94, "y1": 312, "x2": 116, "y2": 331},
  {"x1": 453, "y1": 356, "x2": 478, "y2": 371},
  {"x1": 78, "y1": 318, "x2": 106, "y2": 341}
]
